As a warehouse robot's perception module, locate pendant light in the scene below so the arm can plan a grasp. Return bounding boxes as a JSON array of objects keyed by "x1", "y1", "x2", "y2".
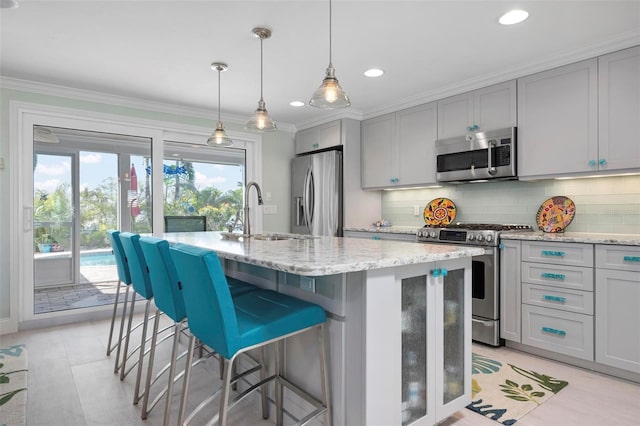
[
  {"x1": 207, "y1": 62, "x2": 233, "y2": 147},
  {"x1": 245, "y1": 27, "x2": 277, "y2": 132},
  {"x1": 309, "y1": 0, "x2": 350, "y2": 109}
]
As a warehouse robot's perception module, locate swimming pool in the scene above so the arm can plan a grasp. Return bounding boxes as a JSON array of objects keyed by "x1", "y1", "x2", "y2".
[{"x1": 80, "y1": 251, "x2": 116, "y2": 267}]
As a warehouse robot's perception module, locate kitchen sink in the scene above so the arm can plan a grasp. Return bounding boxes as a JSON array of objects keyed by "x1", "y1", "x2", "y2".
[{"x1": 251, "y1": 234, "x2": 294, "y2": 241}]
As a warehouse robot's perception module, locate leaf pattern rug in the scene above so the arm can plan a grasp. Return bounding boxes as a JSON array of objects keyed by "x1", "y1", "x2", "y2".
[
  {"x1": 0, "y1": 344, "x2": 28, "y2": 426},
  {"x1": 466, "y1": 352, "x2": 568, "y2": 425}
]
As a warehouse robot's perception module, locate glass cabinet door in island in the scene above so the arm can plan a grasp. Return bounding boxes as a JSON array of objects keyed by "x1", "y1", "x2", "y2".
[{"x1": 442, "y1": 267, "x2": 466, "y2": 404}]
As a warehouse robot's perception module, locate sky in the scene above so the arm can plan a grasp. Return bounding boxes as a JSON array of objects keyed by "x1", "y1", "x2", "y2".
[{"x1": 33, "y1": 152, "x2": 244, "y2": 195}]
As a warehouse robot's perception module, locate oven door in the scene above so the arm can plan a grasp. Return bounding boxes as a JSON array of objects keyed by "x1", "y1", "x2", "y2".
[{"x1": 471, "y1": 247, "x2": 498, "y2": 321}]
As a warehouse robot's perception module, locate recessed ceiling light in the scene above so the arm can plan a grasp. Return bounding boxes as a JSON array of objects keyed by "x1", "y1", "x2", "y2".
[
  {"x1": 289, "y1": 101, "x2": 305, "y2": 107},
  {"x1": 499, "y1": 10, "x2": 529, "y2": 25},
  {"x1": 364, "y1": 68, "x2": 384, "y2": 78}
]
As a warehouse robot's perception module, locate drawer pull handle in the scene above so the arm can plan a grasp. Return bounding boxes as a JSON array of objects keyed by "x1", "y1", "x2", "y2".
[
  {"x1": 541, "y1": 250, "x2": 565, "y2": 257},
  {"x1": 543, "y1": 295, "x2": 567, "y2": 303},
  {"x1": 541, "y1": 272, "x2": 566, "y2": 280},
  {"x1": 542, "y1": 326, "x2": 566, "y2": 336},
  {"x1": 623, "y1": 256, "x2": 640, "y2": 262}
]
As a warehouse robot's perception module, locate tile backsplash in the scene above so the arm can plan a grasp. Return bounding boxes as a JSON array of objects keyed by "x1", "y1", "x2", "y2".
[{"x1": 382, "y1": 175, "x2": 640, "y2": 234}]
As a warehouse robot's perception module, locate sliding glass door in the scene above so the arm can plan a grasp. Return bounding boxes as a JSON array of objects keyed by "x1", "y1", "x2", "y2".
[{"x1": 32, "y1": 126, "x2": 151, "y2": 314}]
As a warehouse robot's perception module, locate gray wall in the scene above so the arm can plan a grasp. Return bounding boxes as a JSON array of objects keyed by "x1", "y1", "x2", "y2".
[{"x1": 0, "y1": 87, "x2": 294, "y2": 321}]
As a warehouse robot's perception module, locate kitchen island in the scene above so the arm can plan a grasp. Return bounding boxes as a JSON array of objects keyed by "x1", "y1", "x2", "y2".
[{"x1": 163, "y1": 231, "x2": 484, "y2": 426}]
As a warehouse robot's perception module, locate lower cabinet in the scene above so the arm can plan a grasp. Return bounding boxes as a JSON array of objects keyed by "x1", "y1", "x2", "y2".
[
  {"x1": 595, "y1": 245, "x2": 640, "y2": 373},
  {"x1": 500, "y1": 239, "x2": 640, "y2": 378},
  {"x1": 343, "y1": 229, "x2": 417, "y2": 242},
  {"x1": 365, "y1": 257, "x2": 472, "y2": 425}
]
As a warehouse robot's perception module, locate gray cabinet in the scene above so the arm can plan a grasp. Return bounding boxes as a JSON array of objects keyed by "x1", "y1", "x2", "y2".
[
  {"x1": 598, "y1": 46, "x2": 640, "y2": 172},
  {"x1": 437, "y1": 80, "x2": 516, "y2": 139},
  {"x1": 518, "y1": 47, "x2": 640, "y2": 178},
  {"x1": 518, "y1": 59, "x2": 598, "y2": 178},
  {"x1": 500, "y1": 239, "x2": 522, "y2": 342},
  {"x1": 295, "y1": 120, "x2": 341, "y2": 154},
  {"x1": 520, "y1": 241, "x2": 594, "y2": 361},
  {"x1": 361, "y1": 102, "x2": 437, "y2": 189},
  {"x1": 595, "y1": 245, "x2": 640, "y2": 373}
]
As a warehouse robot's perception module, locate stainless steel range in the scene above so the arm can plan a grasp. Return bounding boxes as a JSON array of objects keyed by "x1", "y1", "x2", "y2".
[{"x1": 417, "y1": 223, "x2": 532, "y2": 346}]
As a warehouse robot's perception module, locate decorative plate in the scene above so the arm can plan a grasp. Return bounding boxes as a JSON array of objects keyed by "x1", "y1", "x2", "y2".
[
  {"x1": 424, "y1": 198, "x2": 457, "y2": 226},
  {"x1": 536, "y1": 196, "x2": 576, "y2": 233}
]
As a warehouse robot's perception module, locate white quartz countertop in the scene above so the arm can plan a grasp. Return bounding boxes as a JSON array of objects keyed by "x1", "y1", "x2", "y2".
[
  {"x1": 343, "y1": 226, "x2": 418, "y2": 235},
  {"x1": 501, "y1": 231, "x2": 640, "y2": 246},
  {"x1": 163, "y1": 231, "x2": 484, "y2": 276}
]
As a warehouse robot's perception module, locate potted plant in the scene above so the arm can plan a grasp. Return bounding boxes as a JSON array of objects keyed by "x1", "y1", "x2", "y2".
[{"x1": 36, "y1": 233, "x2": 54, "y2": 253}]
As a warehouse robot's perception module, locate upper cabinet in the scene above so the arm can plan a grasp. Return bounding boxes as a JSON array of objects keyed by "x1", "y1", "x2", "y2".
[
  {"x1": 598, "y1": 46, "x2": 640, "y2": 172},
  {"x1": 295, "y1": 120, "x2": 342, "y2": 155},
  {"x1": 518, "y1": 47, "x2": 640, "y2": 178},
  {"x1": 437, "y1": 80, "x2": 516, "y2": 139},
  {"x1": 361, "y1": 102, "x2": 438, "y2": 189}
]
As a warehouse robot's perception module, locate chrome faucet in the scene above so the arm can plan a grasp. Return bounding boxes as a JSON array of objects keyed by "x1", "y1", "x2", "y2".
[{"x1": 244, "y1": 181, "x2": 263, "y2": 236}]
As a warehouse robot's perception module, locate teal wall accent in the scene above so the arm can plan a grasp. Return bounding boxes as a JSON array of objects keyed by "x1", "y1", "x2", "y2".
[{"x1": 0, "y1": 87, "x2": 294, "y2": 321}]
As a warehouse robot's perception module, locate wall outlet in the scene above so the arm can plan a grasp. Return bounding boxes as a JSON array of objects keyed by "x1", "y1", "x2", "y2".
[
  {"x1": 265, "y1": 191, "x2": 272, "y2": 202},
  {"x1": 263, "y1": 204, "x2": 278, "y2": 215},
  {"x1": 413, "y1": 205, "x2": 420, "y2": 216}
]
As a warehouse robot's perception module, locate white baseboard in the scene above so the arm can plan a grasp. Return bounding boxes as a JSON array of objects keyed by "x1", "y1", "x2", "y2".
[{"x1": 0, "y1": 317, "x2": 19, "y2": 335}]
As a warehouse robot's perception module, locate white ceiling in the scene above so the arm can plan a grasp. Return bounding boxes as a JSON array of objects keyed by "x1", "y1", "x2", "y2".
[{"x1": 2, "y1": 1, "x2": 639, "y2": 130}]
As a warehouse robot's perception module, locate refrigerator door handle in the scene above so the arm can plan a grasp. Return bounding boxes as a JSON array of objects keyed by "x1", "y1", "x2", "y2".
[
  {"x1": 295, "y1": 197, "x2": 304, "y2": 227},
  {"x1": 303, "y1": 166, "x2": 314, "y2": 233}
]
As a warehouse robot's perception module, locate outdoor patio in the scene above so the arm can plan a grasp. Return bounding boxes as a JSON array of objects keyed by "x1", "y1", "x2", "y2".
[{"x1": 34, "y1": 264, "x2": 119, "y2": 314}]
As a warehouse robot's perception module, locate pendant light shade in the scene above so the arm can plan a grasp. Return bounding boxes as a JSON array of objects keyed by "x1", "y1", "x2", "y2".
[
  {"x1": 245, "y1": 28, "x2": 277, "y2": 132},
  {"x1": 207, "y1": 62, "x2": 233, "y2": 147},
  {"x1": 309, "y1": 0, "x2": 350, "y2": 109}
]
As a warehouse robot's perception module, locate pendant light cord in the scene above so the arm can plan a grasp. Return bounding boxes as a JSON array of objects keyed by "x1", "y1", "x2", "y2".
[
  {"x1": 260, "y1": 36, "x2": 264, "y2": 101},
  {"x1": 217, "y1": 68, "x2": 221, "y2": 123},
  {"x1": 328, "y1": 0, "x2": 333, "y2": 67}
]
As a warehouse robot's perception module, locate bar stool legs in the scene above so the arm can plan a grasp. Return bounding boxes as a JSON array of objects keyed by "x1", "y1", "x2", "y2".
[
  {"x1": 113, "y1": 285, "x2": 131, "y2": 374},
  {"x1": 106, "y1": 279, "x2": 122, "y2": 356}
]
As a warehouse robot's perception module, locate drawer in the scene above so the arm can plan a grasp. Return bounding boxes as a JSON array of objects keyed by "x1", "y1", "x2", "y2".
[
  {"x1": 522, "y1": 241, "x2": 593, "y2": 267},
  {"x1": 522, "y1": 304, "x2": 594, "y2": 361},
  {"x1": 596, "y1": 245, "x2": 640, "y2": 272},
  {"x1": 521, "y1": 262, "x2": 593, "y2": 291},
  {"x1": 522, "y1": 283, "x2": 594, "y2": 315}
]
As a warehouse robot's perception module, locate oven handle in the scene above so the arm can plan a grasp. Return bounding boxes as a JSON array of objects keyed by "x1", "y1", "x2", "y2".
[{"x1": 487, "y1": 140, "x2": 497, "y2": 175}]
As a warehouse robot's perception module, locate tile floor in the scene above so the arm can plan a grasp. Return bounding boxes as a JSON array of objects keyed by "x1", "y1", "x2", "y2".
[{"x1": 0, "y1": 315, "x2": 639, "y2": 426}]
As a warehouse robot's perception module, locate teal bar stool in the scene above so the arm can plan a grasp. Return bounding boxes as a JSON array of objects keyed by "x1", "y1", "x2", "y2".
[
  {"x1": 118, "y1": 232, "x2": 158, "y2": 405},
  {"x1": 170, "y1": 244, "x2": 331, "y2": 426},
  {"x1": 106, "y1": 230, "x2": 133, "y2": 371},
  {"x1": 138, "y1": 237, "x2": 260, "y2": 425}
]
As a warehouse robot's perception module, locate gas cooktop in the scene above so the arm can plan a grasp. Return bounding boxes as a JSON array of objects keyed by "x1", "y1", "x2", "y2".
[{"x1": 417, "y1": 223, "x2": 532, "y2": 246}]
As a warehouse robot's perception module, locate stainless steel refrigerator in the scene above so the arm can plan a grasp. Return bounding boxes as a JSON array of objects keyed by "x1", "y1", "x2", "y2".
[{"x1": 291, "y1": 149, "x2": 343, "y2": 236}]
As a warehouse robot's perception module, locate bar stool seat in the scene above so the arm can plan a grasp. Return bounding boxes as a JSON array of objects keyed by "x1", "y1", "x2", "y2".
[{"x1": 170, "y1": 243, "x2": 331, "y2": 426}]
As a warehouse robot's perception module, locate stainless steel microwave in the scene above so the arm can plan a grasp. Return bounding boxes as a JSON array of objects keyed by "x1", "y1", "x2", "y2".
[{"x1": 435, "y1": 127, "x2": 517, "y2": 183}]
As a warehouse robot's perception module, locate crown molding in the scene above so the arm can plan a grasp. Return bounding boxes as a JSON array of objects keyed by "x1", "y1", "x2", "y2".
[
  {"x1": 294, "y1": 108, "x2": 364, "y2": 132},
  {"x1": 0, "y1": 76, "x2": 297, "y2": 133},
  {"x1": 363, "y1": 31, "x2": 640, "y2": 120}
]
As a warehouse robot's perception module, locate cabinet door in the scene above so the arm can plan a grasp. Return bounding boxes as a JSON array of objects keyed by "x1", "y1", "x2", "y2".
[
  {"x1": 396, "y1": 102, "x2": 438, "y2": 186},
  {"x1": 361, "y1": 113, "x2": 395, "y2": 188},
  {"x1": 518, "y1": 59, "x2": 598, "y2": 177},
  {"x1": 295, "y1": 120, "x2": 341, "y2": 154},
  {"x1": 500, "y1": 240, "x2": 521, "y2": 342},
  {"x1": 473, "y1": 80, "x2": 517, "y2": 132},
  {"x1": 599, "y1": 46, "x2": 640, "y2": 172},
  {"x1": 437, "y1": 92, "x2": 473, "y2": 139},
  {"x1": 595, "y1": 268, "x2": 640, "y2": 373}
]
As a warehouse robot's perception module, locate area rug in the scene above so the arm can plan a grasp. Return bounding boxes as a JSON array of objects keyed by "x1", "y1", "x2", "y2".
[
  {"x1": 466, "y1": 352, "x2": 568, "y2": 425},
  {"x1": 0, "y1": 344, "x2": 28, "y2": 426}
]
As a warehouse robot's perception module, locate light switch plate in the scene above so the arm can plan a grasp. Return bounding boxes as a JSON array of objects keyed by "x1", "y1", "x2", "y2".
[
  {"x1": 413, "y1": 205, "x2": 420, "y2": 216},
  {"x1": 263, "y1": 205, "x2": 278, "y2": 215}
]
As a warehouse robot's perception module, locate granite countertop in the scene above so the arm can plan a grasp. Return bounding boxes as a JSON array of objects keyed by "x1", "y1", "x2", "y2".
[
  {"x1": 343, "y1": 226, "x2": 418, "y2": 235},
  {"x1": 163, "y1": 231, "x2": 484, "y2": 276},
  {"x1": 501, "y1": 231, "x2": 640, "y2": 246}
]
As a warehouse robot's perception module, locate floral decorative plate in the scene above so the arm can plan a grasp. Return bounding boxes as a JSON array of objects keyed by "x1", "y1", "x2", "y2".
[
  {"x1": 424, "y1": 198, "x2": 457, "y2": 226},
  {"x1": 536, "y1": 196, "x2": 576, "y2": 233}
]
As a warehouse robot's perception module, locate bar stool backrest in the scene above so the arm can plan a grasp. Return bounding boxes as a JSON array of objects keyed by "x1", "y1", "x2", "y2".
[
  {"x1": 139, "y1": 236, "x2": 186, "y2": 322},
  {"x1": 170, "y1": 244, "x2": 240, "y2": 359},
  {"x1": 119, "y1": 232, "x2": 153, "y2": 300},
  {"x1": 107, "y1": 230, "x2": 132, "y2": 285}
]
